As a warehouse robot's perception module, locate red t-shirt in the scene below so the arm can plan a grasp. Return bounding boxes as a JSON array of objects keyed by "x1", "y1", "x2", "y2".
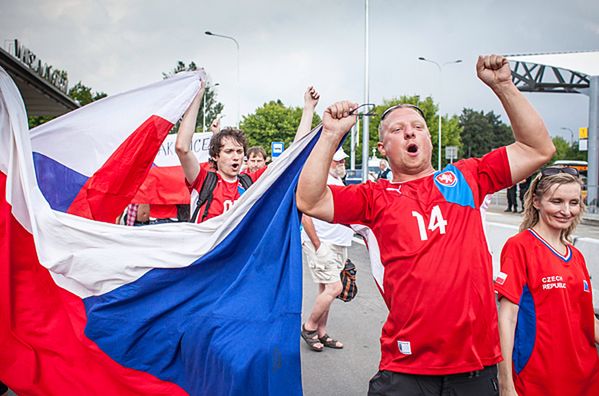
[
  {"x1": 331, "y1": 148, "x2": 511, "y2": 375},
  {"x1": 187, "y1": 166, "x2": 267, "y2": 223},
  {"x1": 495, "y1": 229, "x2": 599, "y2": 396}
]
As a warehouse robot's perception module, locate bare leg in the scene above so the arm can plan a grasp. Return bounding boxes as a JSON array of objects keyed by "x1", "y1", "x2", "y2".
[{"x1": 305, "y1": 281, "x2": 342, "y2": 348}]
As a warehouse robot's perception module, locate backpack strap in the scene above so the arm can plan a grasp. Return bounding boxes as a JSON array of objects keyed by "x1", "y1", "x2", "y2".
[
  {"x1": 190, "y1": 171, "x2": 218, "y2": 223},
  {"x1": 190, "y1": 172, "x2": 254, "y2": 223},
  {"x1": 238, "y1": 173, "x2": 253, "y2": 191}
]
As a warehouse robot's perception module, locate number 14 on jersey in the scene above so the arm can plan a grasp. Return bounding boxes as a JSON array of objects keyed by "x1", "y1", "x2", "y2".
[{"x1": 411, "y1": 205, "x2": 447, "y2": 241}]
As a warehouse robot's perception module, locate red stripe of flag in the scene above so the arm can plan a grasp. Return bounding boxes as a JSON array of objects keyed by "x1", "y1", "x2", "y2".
[
  {"x1": 0, "y1": 172, "x2": 187, "y2": 395},
  {"x1": 67, "y1": 115, "x2": 174, "y2": 222}
]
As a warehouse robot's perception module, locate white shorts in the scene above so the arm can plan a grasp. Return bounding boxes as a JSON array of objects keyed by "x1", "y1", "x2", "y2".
[{"x1": 302, "y1": 240, "x2": 348, "y2": 284}]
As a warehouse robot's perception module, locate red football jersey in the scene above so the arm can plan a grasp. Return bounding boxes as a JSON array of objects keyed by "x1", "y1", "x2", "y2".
[
  {"x1": 187, "y1": 166, "x2": 267, "y2": 222},
  {"x1": 331, "y1": 148, "x2": 511, "y2": 375},
  {"x1": 495, "y1": 229, "x2": 599, "y2": 396}
]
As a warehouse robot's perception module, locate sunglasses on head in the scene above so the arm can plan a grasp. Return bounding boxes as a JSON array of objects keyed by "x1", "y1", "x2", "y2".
[
  {"x1": 347, "y1": 103, "x2": 426, "y2": 120},
  {"x1": 380, "y1": 104, "x2": 425, "y2": 121},
  {"x1": 540, "y1": 167, "x2": 579, "y2": 178}
]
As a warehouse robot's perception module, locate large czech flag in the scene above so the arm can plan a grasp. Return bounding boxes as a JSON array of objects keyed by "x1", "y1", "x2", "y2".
[{"x1": 0, "y1": 66, "x2": 315, "y2": 395}]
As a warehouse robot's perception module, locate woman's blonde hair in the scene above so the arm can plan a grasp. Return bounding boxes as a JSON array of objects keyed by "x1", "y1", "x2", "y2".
[{"x1": 519, "y1": 172, "x2": 585, "y2": 243}]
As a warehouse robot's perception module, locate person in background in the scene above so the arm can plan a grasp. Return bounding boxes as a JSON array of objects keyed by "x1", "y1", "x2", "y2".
[
  {"x1": 376, "y1": 159, "x2": 392, "y2": 181},
  {"x1": 118, "y1": 203, "x2": 151, "y2": 226},
  {"x1": 505, "y1": 184, "x2": 518, "y2": 212},
  {"x1": 495, "y1": 166, "x2": 599, "y2": 396},
  {"x1": 176, "y1": 80, "x2": 320, "y2": 223},
  {"x1": 517, "y1": 175, "x2": 532, "y2": 213},
  {"x1": 245, "y1": 146, "x2": 268, "y2": 173},
  {"x1": 300, "y1": 148, "x2": 352, "y2": 352}
]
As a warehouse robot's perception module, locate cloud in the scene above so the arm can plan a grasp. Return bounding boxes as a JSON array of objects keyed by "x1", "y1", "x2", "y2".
[{"x1": 1, "y1": 0, "x2": 597, "y2": 134}]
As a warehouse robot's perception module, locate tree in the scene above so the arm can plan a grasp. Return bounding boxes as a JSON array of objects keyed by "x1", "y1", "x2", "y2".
[
  {"x1": 358, "y1": 95, "x2": 462, "y2": 167},
  {"x1": 459, "y1": 108, "x2": 513, "y2": 159},
  {"x1": 551, "y1": 136, "x2": 572, "y2": 162},
  {"x1": 162, "y1": 61, "x2": 199, "y2": 79},
  {"x1": 240, "y1": 100, "x2": 321, "y2": 155},
  {"x1": 68, "y1": 82, "x2": 107, "y2": 106},
  {"x1": 560, "y1": 140, "x2": 587, "y2": 162},
  {"x1": 163, "y1": 61, "x2": 223, "y2": 133}
]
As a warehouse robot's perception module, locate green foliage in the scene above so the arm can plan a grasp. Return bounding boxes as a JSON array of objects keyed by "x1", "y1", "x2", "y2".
[
  {"x1": 28, "y1": 115, "x2": 55, "y2": 129},
  {"x1": 551, "y1": 136, "x2": 587, "y2": 162},
  {"x1": 458, "y1": 108, "x2": 514, "y2": 158},
  {"x1": 359, "y1": 95, "x2": 462, "y2": 167},
  {"x1": 552, "y1": 136, "x2": 570, "y2": 160},
  {"x1": 68, "y1": 82, "x2": 107, "y2": 106},
  {"x1": 163, "y1": 61, "x2": 224, "y2": 133},
  {"x1": 201, "y1": 83, "x2": 224, "y2": 131},
  {"x1": 162, "y1": 61, "x2": 198, "y2": 79},
  {"x1": 240, "y1": 100, "x2": 321, "y2": 155}
]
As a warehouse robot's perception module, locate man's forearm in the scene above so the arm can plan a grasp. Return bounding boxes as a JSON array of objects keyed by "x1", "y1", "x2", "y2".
[
  {"x1": 495, "y1": 83, "x2": 552, "y2": 155},
  {"x1": 301, "y1": 215, "x2": 321, "y2": 250},
  {"x1": 177, "y1": 92, "x2": 202, "y2": 147},
  {"x1": 175, "y1": 89, "x2": 204, "y2": 183},
  {"x1": 296, "y1": 132, "x2": 340, "y2": 220},
  {"x1": 294, "y1": 105, "x2": 316, "y2": 142}
]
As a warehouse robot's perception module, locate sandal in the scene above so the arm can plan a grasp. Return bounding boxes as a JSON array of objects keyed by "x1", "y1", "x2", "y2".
[
  {"x1": 318, "y1": 333, "x2": 343, "y2": 349},
  {"x1": 301, "y1": 324, "x2": 324, "y2": 352}
]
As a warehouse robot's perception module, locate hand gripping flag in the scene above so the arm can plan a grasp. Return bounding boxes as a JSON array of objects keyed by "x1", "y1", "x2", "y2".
[{"x1": 0, "y1": 66, "x2": 318, "y2": 395}]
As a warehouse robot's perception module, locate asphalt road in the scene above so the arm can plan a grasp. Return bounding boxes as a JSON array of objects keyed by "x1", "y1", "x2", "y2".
[{"x1": 301, "y1": 240, "x2": 381, "y2": 396}]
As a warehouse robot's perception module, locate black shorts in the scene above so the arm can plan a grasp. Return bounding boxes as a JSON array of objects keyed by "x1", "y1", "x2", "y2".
[
  {"x1": 0, "y1": 381, "x2": 8, "y2": 395},
  {"x1": 368, "y1": 365, "x2": 499, "y2": 396}
]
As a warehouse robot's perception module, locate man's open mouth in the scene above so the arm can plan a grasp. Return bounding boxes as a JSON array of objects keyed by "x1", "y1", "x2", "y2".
[{"x1": 407, "y1": 143, "x2": 418, "y2": 154}]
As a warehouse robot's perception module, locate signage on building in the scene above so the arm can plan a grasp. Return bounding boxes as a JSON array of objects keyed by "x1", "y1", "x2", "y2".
[{"x1": 12, "y1": 39, "x2": 69, "y2": 93}]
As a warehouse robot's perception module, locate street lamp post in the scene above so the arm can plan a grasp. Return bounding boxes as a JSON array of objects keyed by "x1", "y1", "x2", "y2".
[
  {"x1": 418, "y1": 57, "x2": 462, "y2": 170},
  {"x1": 203, "y1": 82, "x2": 219, "y2": 132},
  {"x1": 205, "y1": 31, "x2": 240, "y2": 127},
  {"x1": 362, "y1": 0, "x2": 370, "y2": 182},
  {"x1": 560, "y1": 127, "x2": 575, "y2": 145}
]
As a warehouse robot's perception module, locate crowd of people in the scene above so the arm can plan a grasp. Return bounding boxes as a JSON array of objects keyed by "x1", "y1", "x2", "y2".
[
  {"x1": 105, "y1": 54, "x2": 598, "y2": 396},
  {"x1": 295, "y1": 54, "x2": 598, "y2": 396}
]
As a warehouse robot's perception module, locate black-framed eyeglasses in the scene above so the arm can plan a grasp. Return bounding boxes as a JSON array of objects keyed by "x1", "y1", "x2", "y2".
[
  {"x1": 349, "y1": 103, "x2": 376, "y2": 117},
  {"x1": 540, "y1": 167, "x2": 579, "y2": 178},
  {"x1": 380, "y1": 103, "x2": 425, "y2": 121}
]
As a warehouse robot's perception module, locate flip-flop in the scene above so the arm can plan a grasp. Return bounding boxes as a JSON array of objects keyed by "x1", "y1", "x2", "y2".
[
  {"x1": 318, "y1": 333, "x2": 343, "y2": 349},
  {"x1": 301, "y1": 324, "x2": 324, "y2": 352}
]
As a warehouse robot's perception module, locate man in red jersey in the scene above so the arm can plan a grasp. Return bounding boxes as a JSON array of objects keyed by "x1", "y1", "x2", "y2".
[
  {"x1": 296, "y1": 55, "x2": 555, "y2": 395},
  {"x1": 177, "y1": 80, "x2": 320, "y2": 223}
]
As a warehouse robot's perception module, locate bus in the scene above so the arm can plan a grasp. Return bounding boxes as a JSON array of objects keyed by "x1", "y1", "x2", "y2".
[
  {"x1": 552, "y1": 160, "x2": 588, "y2": 202},
  {"x1": 552, "y1": 160, "x2": 588, "y2": 176}
]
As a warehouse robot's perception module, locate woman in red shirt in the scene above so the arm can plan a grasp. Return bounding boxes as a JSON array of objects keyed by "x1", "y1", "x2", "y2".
[{"x1": 495, "y1": 167, "x2": 599, "y2": 396}]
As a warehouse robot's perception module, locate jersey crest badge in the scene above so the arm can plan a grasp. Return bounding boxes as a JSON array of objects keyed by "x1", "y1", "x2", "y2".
[
  {"x1": 583, "y1": 280, "x2": 590, "y2": 292},
  {"x1": 435, "y1": 171, "x2": 457, "y2": 187}
]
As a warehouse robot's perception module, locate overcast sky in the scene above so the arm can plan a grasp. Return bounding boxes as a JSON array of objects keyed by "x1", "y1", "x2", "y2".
[{"x1": 1, "y1": 0, "x2": 598, "y2": 142}]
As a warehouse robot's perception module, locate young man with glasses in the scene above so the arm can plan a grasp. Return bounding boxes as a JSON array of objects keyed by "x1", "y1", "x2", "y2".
[{"x1": 296, "y1": 55, "x2": 555, "y2": 395}]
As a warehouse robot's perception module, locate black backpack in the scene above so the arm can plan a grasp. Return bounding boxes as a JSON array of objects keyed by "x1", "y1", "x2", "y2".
[
  {"x1": 190, "y1": 172, "x2": 253, "y2": 223},
  {"x1": 337, "y1": 258, "x2": 357, "y2": 302}
]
